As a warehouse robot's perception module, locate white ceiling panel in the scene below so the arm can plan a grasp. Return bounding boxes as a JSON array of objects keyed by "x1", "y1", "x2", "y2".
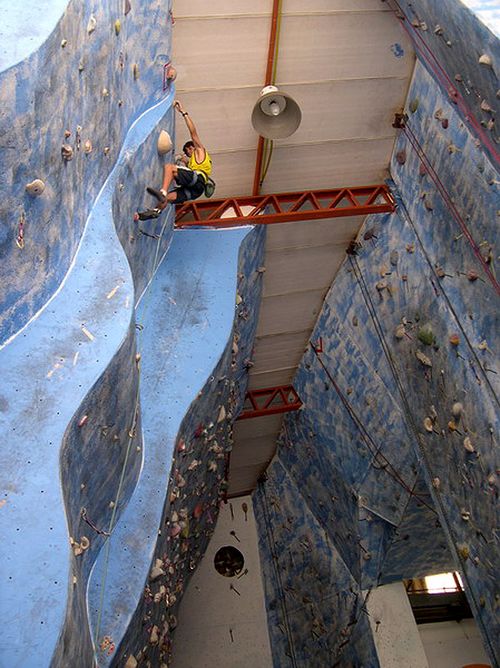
[
  {"x1": 173, "y1": 17, "x2": 269, "y2": 90},
  {"x1": 266, "y1": 215, "x2": 365, "y2": 250},
  {"x1": 275, "y1": 78, "x2": 411, "y2": 144},
  {"x1": 252, "y1": 330, "x2": 310, "y2": 370},
  {"x1": 230, "y1": 437, "x2": 277, "y2": 468},
  {"x1": 262, "y1": 244, "x2": 349, "y2": 297},
  {"x1": 234, "y1": 414, "x2": 284, "y2": 439},
  {"x1": 276, "y1": 13, "x2": 414, "y2": 83},
  {"x1": 248, "y1": 367, "x2": 296, "y2": 391},
  {"x1": 260, "y1": 138, "x2": 394, "y2": 193},
  {"x1": 256, "y1": 288, "x2": 327, "y2": 337}
]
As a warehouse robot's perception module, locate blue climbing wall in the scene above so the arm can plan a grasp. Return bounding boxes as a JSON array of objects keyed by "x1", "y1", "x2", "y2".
[
  {"x1": 0, "y1": 0, "x2": 173, "y2": 345},
  {"x1": 253, "y1": 9, "x2": 499, "y2": 668},
  {"x1": 0, "y1": 1, "x2": 268, "y2": 666}
]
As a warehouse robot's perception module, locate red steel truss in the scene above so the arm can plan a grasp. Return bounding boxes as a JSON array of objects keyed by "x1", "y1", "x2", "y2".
[
  {"x1": 175, "y1": 184, "x2": 395, "y2": 228},
  {"x1": 237, "y1": 385, "x2": 303, "y2": 420}
]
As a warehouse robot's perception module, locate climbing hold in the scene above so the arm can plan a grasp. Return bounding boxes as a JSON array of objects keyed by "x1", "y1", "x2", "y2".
[
  {"x1": 114, "y1": 19, "x2": 121, "y2": 35},
  {"x1": 416, "y1": 350, "x2": 432, "y2": 367},
  {"x1": 124, "y1": 0, "x2": 132, "y2": 15},
  {"x1": 235, "y1": 293, "x2": 243, "y2": 305},
  {"x1": 448, "y1": 143, "x2": 461, "y2": 154},
  {"x1": 61, "y1": 39, "x2": 68, "y2": 48},
  {"x1": 434, "y1": 24, "x2": 443, "y2": 35},
  {"x1": 478, "y1": 340, "x2": 488, "y2": 351},
  {"x1": 390, "y1": 250, "x2": 399, "y2": 266},
  {"x1": 423, "y1": 417, "x2": 434, "y2": 433},
  {"x1": 87, "y1": 14, "x2": 97, "y2": 34},
  {"x1": 480, "y1": 99, "x2": 493, "y2": 113},
  {"x1": 463, "y1": 436, "x2": 475, "y2": 453},
  {"x1": 157, "y1": 130, "x2": 173, "y2": 155},
  {"x1": 460, "y1": 509, "x2": 471, "y2": 521},
  {"x1": 422, "y1": 194, "x2": 434, "y2": 210},
  {"x1": 61, "y1": 144, "x2": 74, "y2": 161},
  {"x1": 434, "y1": 108, "x2": 444, "y2": 120},
  {"x1": 83, "y1": 140, "x2": 93, "y2": 154},
  {"x1": 417, "y1": 325, "x2": 435, "y2": 346},
  {"x1": 396, "y1": 149, "x2": 406, "y2": 165},
  {"x1": 217, "y1": 405, "x2": 226, "y2": 423},
  {"x1": 133, "y1": 63, "x2": 139, "y2": 79},
  {"x1": 441, "y1": 118, "x2": 449, "y2": 129},
  {"x1": 419, "y1": 163, "x2": 427, "y2": 177},
  {"x1": 432, "y1": 477, "x2": 440, "y2": 489},
  {"x1": 102, "y1": 88, "x2": 110, "y2": 98},
  {"x1": 409, "y1": 98, "x2": 419, "y2": 113},
  {"x1": 394, "y1": 324, "x2": 405, "y2": 339},
  {"x1": 467, "y1": 270, "x2": 479, "y2": 281},
  {"x1": 458, "y1": 545, "x2": 470, "y2": 560},
  {"x1": 478, "y1": 54, "x2": 493, "y2": 67},
  {"x1": 25, "y1": 179, "x2": 45, "y2": 196},
  {"x1": 451, "y1": 402, "x2": 463, "y2": 418},
  {"x1": 103, "y1": 147, "x2": 110, "y2": 156},
  {"x1": 449, "y1": 333, "x2": 460, "y2": 346},
  {"x1": 78, "y1": 61, "x2": 85, "y2": 72},
  {"x1": 78, "y1": 414, "x2": 89, "y2": 428}
]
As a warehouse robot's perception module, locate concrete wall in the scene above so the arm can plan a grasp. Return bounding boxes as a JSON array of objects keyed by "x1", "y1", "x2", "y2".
[
  {"x1": 171, "y1": 495, "x2": 273, "y2": 668},
  {"x1": 419, "y1": 619, "x2": 491, "y2": 668}
]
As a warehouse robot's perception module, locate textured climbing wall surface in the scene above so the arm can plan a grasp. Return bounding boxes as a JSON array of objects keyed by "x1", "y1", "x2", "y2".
[
  {"x1": 392, "y1": 0, "x2": 499, "y2": 165},
  {"x1": 0, "y1": 0, "x2": 173, "y2": 345},
  {"x1": 253, "y1": 52, "x2": 498, "y2": 668},
  {"x1": 104, "y1": 226, "x2": 265, "y2": 668}
]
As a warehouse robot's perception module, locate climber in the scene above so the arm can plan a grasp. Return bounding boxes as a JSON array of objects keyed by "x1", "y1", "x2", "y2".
[{"x1": 136, "y1": 100, "x2": 214, "y2": 220}]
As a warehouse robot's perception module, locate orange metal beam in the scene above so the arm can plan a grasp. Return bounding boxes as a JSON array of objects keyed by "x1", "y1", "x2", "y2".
[
  {"x1": 175, "y1": 184, "x2": 396, "y2": 228},
  {"x1": 237, "y1": 385, "x2": 302, "y2": 420}
]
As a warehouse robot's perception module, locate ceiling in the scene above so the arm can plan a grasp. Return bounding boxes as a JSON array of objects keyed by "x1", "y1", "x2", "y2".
[{"x1": 172, "y1": 0, "x2": 415, "y2": 495}]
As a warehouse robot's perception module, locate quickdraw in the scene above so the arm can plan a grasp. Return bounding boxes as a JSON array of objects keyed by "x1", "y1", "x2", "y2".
[{"x1": 16, "y1": 212, "x2": 25, "y2": 249}]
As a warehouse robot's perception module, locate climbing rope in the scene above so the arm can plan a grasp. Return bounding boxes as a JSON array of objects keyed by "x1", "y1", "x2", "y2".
[
  {"x1": 93, "y1": 209, "x2": 171, "y2": 659},
  {"x1": 400, "y1": 121, "x2": 500, "y2": 296},
  {"x1": 392, "y1": 187, "x2": 499, "y2": 408},
  {"x1": 385, "y1": 0, "x2": 500, "y2": 165},
  {"x1": 308, "y1": 343, "x2": 439, "y2": 516},
  {"x1": 347, "y1": 254, "x2": 496, "y2": 662}
]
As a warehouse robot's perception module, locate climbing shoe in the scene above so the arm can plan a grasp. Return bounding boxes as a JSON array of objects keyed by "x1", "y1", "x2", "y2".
[{"x1": 135, "y1": 208, "x2": 161, "y2": 221}]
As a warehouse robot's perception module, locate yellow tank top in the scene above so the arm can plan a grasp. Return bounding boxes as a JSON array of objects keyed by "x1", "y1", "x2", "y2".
[{"x1": 188, "y1": 149, "x2": 212, "y2": 181}]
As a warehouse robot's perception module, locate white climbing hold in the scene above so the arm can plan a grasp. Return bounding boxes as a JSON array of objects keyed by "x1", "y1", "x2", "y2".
[
  {"x1": 478, "y1": 54, "x2": 493, "y2": 67},
  {"x1": 87, "y1": 15, "x2": 97, "y2": 34},
  {"x1": 25, "y1": 179, "x2": 45, "y2": 196},
  {"x1": 423, "y1": 417, "x2": 434, "y2": 433},
  {"x1": 394, "y1": 324, "x2": 405, "y2": 339},
  {"x1": 480, "y1": 99, "x2": 493, "y2": 113},
  {"x1": 463, "y1": 436, "x2": 475, "y2": 453},
  {"x1": 157, "y1": 130, "x2": 173, "y2": 155},
  {"x1": 61, "y1": 144, "x2": 74, "y2": 161},
  {"x1": 102, "y1": 88, "x2": 110, "y2": 98},
  {"x1": 416, "y1": 350, "x2": 432, "y2": 367},
  {"x1": 61, "y1": 39, "x2": 68, "y2": 48},
  {"x1": 217, "y1": 405, "x2": 226, "y2": 423}
]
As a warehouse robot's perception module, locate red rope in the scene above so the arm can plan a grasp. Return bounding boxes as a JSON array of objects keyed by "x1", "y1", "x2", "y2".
[
  {"x1": 387, "y1": 0, "x2": 500, "y2": 165},
  {"x1": 402, "y1": 123, "x2": 500, "y2": 296}
]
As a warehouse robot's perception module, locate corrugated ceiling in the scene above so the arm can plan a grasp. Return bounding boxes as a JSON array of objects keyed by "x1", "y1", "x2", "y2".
[{"x1": 173, "y1": 0, "x2": 415, "y2": 495}]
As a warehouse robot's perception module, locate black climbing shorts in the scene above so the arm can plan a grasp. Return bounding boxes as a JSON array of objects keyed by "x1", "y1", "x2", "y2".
[{"x1": 174, "y1": 167, "x2": 206, "y2": 204}]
